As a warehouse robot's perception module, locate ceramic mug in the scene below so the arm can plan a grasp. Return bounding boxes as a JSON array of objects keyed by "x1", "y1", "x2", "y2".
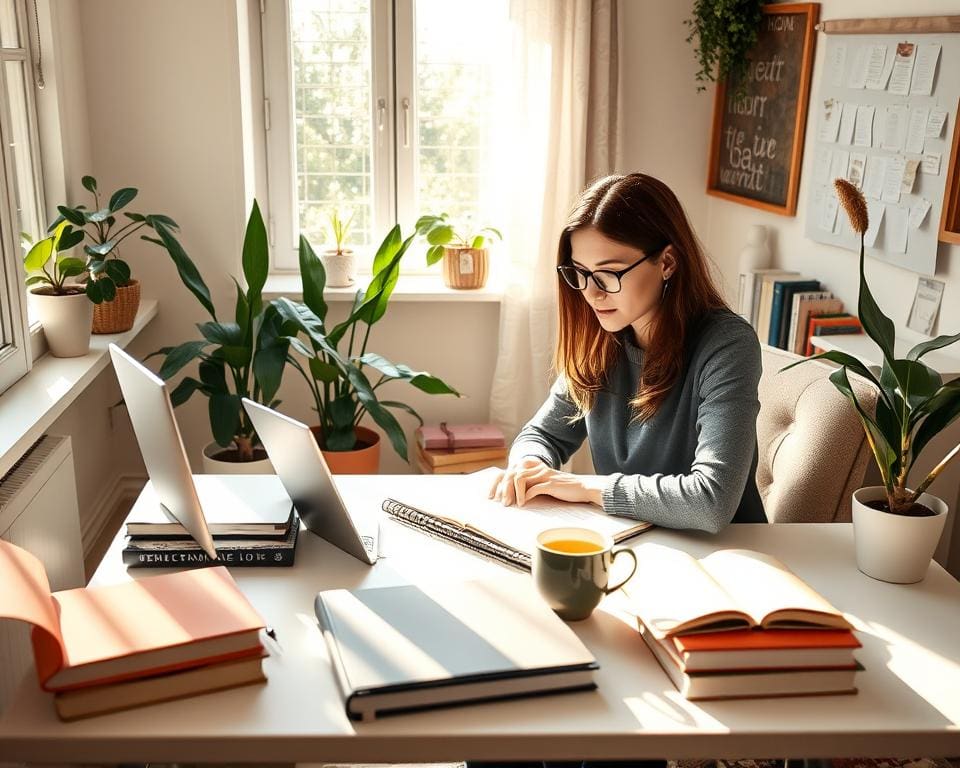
[{"x1": 532, "y1": 526, "x2": 638, "y2": 621}]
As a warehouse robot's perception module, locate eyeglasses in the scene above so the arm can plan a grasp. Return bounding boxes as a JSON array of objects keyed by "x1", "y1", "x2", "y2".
[{"x1": 556, "y1": 248, "x2": 663, "y2": 294}]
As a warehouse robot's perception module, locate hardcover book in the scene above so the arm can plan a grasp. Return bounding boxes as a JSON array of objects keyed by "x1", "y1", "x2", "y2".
[{"x1": 416, "y1": 423, "x2": 505, "y2": 451}]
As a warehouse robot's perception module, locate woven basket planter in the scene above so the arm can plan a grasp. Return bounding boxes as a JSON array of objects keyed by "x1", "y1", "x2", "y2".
[
  {"x1": 92, "y1": 279, "x2": 141, "y2": 334},
  {"x1": 442, "y1": 247, "x2": 489, "y2": 289}
]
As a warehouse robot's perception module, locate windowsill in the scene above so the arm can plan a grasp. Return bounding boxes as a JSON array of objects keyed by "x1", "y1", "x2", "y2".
[
  {"x1": 263, "y1": 272, "x2": 505, "y2": 303},
  {"x1": 0, "y1": 300, "x2": 159, "y2": 478}
]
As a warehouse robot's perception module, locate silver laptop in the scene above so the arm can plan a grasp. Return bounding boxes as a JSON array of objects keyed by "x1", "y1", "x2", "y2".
[
  {"x1": 109, "y1": 344, "x2": 218, "y2": 559},
  {"x1": 241, "y1": 399, "x2": 378, "y2": 565}
]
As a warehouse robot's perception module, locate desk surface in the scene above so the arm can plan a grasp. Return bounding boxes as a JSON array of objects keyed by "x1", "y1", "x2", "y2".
[{"x1": 2, "y1": 475, "x2": 959, "y2": 764}]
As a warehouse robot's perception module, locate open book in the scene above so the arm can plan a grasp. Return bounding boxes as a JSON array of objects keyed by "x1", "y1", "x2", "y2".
[
  {"x1": 382, "y1": 469, "x2": 650, "y2": 569},
  {"x1": 624, "y1": 544, "x2": 853, "y2": 639},
  {"x1": 0, "y1": 540, "x2": 266, "y2": 692}
]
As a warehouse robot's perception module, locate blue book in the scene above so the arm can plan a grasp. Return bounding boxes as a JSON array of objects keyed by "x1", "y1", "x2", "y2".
[{"x1": 769, "y1": 279, "x2": 820, "y2": 348}]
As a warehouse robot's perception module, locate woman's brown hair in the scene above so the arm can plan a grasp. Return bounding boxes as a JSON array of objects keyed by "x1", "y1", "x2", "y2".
[{"x1": 556, "y1": 173, "x2": 728, "y2": 421}]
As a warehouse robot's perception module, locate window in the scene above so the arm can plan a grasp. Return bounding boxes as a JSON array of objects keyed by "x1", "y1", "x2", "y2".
[
  {"x1": 0, "y1": 0, "x2": 44, "y2": 394},
  {"x1": 262, "y1": 0, "x2": 510, "y2": 271}
]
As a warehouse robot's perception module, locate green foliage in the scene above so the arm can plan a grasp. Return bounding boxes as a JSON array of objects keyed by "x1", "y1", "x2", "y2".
[
  {"x1": 415, "y1": 213, "x2": 502, "y2": 267},
  {"x1": 278, "y1": 229, "x2": 461, "y2": 459},
  {"x1": 22, "y1": 223, "x2": 87, "y2": 294},
  {"x1": 50, "y1": 175, "x2": 179, "y2": 304},
  {"x1": 782, "y1": 205, "x2": 960, "y2": 515},
  {"x1": 684, "y1": 0, "x2": 764, "y2": 98},
  {"x1": 149, "y1": 202, "x2": 291, "y2": 462},
  {"x1": 327, "y1": 208, "x2": 355, "y2": 254}
]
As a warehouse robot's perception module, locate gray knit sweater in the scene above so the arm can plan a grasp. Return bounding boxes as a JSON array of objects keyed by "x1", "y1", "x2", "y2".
[{"x1": 510, "y1": 309, "x2": 766, "y2": 533}]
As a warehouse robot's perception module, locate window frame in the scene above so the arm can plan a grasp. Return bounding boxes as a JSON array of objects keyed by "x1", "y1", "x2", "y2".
[{"x1": 0, "y1": 0, "x2": 45, "y2": 394}]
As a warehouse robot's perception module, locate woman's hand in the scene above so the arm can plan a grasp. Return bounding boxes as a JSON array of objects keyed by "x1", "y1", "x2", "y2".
[{"x1": 488, "y1": 458, "x2": 604, "y2": 507}]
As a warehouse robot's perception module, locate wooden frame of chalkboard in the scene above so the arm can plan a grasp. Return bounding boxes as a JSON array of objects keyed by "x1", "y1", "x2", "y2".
[
  {"x1": 707, "y1": 3, "x2": 820, "y2": 216},
  {"x1": 940, "y1": 97, "x2": 960, "y2": 244}
]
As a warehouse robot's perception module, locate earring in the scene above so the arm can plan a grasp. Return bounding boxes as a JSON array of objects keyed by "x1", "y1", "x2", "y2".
[{"x1": 661, "y1": 277, "x2": 670, "y2": 299}]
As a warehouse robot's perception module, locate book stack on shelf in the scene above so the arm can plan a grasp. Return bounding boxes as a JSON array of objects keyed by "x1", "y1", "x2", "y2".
[
  {"x1": 122, "y1": 479, "x2": 299, "y2": 568},
  {"x1": 413, "y1": 423, "x2": 507, "y2": 475},
  {"x1": 626, "y1": 544, "x2": 862, "y2": 700},
  {"x1": 0, "y1": 541, "x2": 268, "y2": 721},
  {"x1": 739, "y1": 268, "x2": 862, "y2": 356}
]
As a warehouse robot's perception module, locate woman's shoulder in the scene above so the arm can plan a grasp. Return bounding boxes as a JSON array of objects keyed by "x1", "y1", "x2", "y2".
[{"x1": 687, "y1": 308, "x2": 761, "y2": 365}]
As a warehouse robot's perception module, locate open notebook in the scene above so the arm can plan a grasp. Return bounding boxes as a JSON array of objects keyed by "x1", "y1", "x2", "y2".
[{"x1": 382, "y1": 469, "x2": 651, "y2": 569}]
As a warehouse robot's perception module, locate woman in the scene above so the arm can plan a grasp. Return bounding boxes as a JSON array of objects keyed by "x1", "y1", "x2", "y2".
[{"x1": 491, "y1": 172, "x2": 766, "y2": 533}]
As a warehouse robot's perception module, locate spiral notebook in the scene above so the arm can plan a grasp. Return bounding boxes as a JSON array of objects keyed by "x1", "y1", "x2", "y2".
[{"x1": 381, "y1": 470, "x2": 651, "y2": 569}]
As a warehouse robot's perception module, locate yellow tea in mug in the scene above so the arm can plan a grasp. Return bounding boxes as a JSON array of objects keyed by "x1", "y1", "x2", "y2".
[{"x1": 543, "y1": 539, "x2": 604, "y2": 555}]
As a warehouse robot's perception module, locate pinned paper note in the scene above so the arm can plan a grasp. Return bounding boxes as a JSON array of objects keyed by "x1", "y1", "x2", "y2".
[
  {"x1": 820, "y1": 194, "x2": 839, "y2": 232},
  {"x1": 838, "y1": 103, "x2": 857, "y2": 145},
  {"x1": 847, "y1": 45, "x2": 868, "y2": 90},
  {"x1": 881, "y1": 156, "x2": 905, "y2": 203},
  {"x1": 921, "y1": 152, "x2": 941, "y2": 175},
  {"x1": 886, "y1": 205, "x2": 909, "y2": 254},
  {"x1": 865, "y1": 44, "x2": 891, "y2": 90},
  {"x1": 881, "y1": 106, "x2": 908, "y2": 151},
  {"x1": 909, "y1": 198, "x2": 932, "y2": 230},
  {"x1": 907, "y1": 277, "x2": 945, "y2": 335},
  {"x1": 830, "y1": 44, "x2": 847, "y2": 88},
  {"x1": 905, "y1": 107, "x2": 929, "y2": 154},
  {"x1": 847, "y1": 153, "x2": 866, "y2": 190},
  {"x1": 863, "y1": 155, "x2": 886, "y2": 200},
  {"x1": 819, "y1": 99, "x2": 843, "y2": 143},
  {"x1": 814, "y1": 149, "x2": 832, "y2": 185},
  {"x1": 854, "y1": 105, "x2": 874, "y2": 147},
  {"x1": 864, "y1": 200, "x2": 884, "y2": 248},
  {"x1": 900, "y1": 159, "x2": 921, "y2": 195},
  {"x1": 910, "y1": 43, "x2": 941, "y2": 96},
  {"x1": 888, "y1": 42, "x2": 916, "y2": 96},
  {"x1": 830, "y1": 150, "x2": 850, "y2": 185},
  {"x1": 926, "y1": 107, "x2": 948, "y2": 139}
]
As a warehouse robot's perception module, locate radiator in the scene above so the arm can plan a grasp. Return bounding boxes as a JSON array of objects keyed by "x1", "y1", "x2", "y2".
[{"x1": 0, "y1": 435, "x2": 83, "y2": 716}]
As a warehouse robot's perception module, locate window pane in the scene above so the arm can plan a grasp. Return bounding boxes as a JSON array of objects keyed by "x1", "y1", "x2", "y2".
[
  {"x1": 290, "y1": 0, "x2": 373, "y2": 248},
  {"x1": 3, "y1": 60, "x2": 41, "y2": 242},
  {"x1": 414, "y1": 0, "x2": 508, "y2": 235},
  {"x1": 0, "y1": 0, "x2": 19, "y2": 49}
]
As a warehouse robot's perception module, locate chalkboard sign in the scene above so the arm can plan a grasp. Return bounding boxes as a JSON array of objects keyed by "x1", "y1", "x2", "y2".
[{"x1": 707, "y1": 3, "x2": 820, "y2": 216}]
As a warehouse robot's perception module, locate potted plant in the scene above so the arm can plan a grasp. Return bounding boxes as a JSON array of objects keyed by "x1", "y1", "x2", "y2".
[
  {"x1": 684, "y1": 0, "x2": 764, "y2": 98},
  {"x1": 783, "y1": 179, "x2": 960, "y2": 584},
  {"x1": 22, "y1": 223, "x2": 92, "y2": 357},
  {"x1": 148, "y1": 202, "x2": 290, "y2": 474},
  {"x1": 274, "y1": 226, "x2": 461, "y2": 473},
  {"x1": 416, "y1": 213, "x2": 502, "y2": 289},
  {"x1": 320, "y1": 208, "x2": 357, "y2": 288},
  {"x1": 52, "y1": 175, "x2": 179, "y2": 334}
]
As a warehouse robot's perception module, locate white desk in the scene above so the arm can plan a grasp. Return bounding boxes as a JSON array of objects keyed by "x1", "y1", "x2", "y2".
[{"x1": 1, "y1": 475, "x2": 959, "y2": 764}]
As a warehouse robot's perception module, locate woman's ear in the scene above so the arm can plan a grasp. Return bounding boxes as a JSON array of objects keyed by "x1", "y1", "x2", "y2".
[{"x1": 660, "y1": 245, "x2": 677, "y2": 280}]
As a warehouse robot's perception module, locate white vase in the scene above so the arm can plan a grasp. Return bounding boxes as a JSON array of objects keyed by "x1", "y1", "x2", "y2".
[
  {"x1": 852, "y1": 486, "x2": 948, "y2": 584},
  {"x1": 31, "y1": 289, "x2": 93, "y2": 358},
  {"x1": 201, "y1": 441, "x2": 274, "y2": 475},
  {"x1": 321, "y1": 249, "x2": 357, "y2": 287}
]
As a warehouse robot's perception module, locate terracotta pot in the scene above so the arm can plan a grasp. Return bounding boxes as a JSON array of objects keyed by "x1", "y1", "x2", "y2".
[
  {"x1": 201, "y1": 441, "x2": 275, "y2": 475},
  {"x1": 442, "y1": 246, "x2": 489, "y2": 289},
  {"x1": 92, "y1": 279, "x2": 141, "y2": 334},
  {"x1": 320, "y1": 249, "x2": 357, "y2": 287},
  {"x1": 852, "y1": 486, "x2": 948, "y2": 584},
  {"x1": 312, "y1": 425, "x2": 381, "y2": 474},
  {"x1": 30, "y1": 288, "x2": 93, "y2": 357}
]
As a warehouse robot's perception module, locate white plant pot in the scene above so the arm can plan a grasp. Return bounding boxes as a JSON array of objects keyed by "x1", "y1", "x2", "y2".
[
  {"x1": 31, "y1": 289, "x2": 93, "y2": 358},
  {"x1": 852, "y1": 486, "x2": 948, "y2": 584},
  {"x1": 201, "y1": 441, "x2": 274, "y2": 475},
  {"x1": 321, "y1": 249, "x2": 356, "y2": 287}
]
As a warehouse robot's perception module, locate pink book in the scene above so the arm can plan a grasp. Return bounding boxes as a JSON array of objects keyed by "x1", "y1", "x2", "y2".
[{"x1": 416, "y1": 423, "x2": 505, "y2": 451}]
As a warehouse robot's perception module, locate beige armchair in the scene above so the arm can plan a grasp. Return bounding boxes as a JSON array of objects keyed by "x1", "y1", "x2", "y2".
[{"x1": 756, "y1": 345, "x2": 879, "y2": 523}]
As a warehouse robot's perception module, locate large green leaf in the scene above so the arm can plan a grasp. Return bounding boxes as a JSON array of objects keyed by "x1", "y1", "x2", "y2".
[
  {"x1": 242, "y1": 200, "x2": 268, "y2": 315},
  {"x1": 911, "y1": 380, "x2": 960, "y2": 463},
  {"x1": 105, "y1": 259, "x2": 131, "y2": 286},
  {"x1": 253, "y1": 343, "x2": 287, "y2": 403},
  {"x1": 169, "y1": 377, "x2": 206, "y2": 407},
  {"x1": 378, "y1": 400, "x2": 424, "y2": 427},
  {"x1": 199, "y1": 357, "x2": 229, "y2": 393},
  {"x1": 427, "y1": 224, "x2": 454, "y2": 246},
  {"x1": 57, "y1": 206, "x2": 86, "y2": 227},
  {"x1": 907, "y1": 332, "x2": 960, "y2": 362},
  {"x1": 357, "y1": 352, "x2": 461, "y2": 396},
  {"x1": 24, "y1": 237, "x2": 54, "y2": 272},
  {"x1": 830, "y1": 366, "x2": 897, "y2": 489},
  {"x1": 152, "y1": 222, "x2": 216, "y2": 319},
  {"x1": 880, "y1": 358, "x2": 941, "y2": 412},
  {"x1": 158, "y1": 340, "x2": 208, "y2": 380},
  {"x1": 56, "y1": 226, "x2": 85, "y2": 252},
  {"x1": 272, "y1": 297, "x2": 342, "y2": 361},
  {"x1": 425, "y1": 244, "x2": 445, "y2": 266},
  {"x1": 345, "y1": 365, "x2": 407, "y2": 458},
  {"x1": 781, "y1": 349, "x2": 892, "y2": 411},
  {"x1": 86, "y1": 207, "x2": 112, "y2": 223},
  {"x1": 81, "y1": 175, "x2": 97, "y2": 193},
  {"x1": 360, "y1": 244, "x2": 408, "y2": 326},
  {"x1": 309, "y1": 356, "x2": 340, "y2": 383},
  {"x1": 233, "y1": 277, "x2": 250, "y2": 345},
  {"x1": 298, "y1": 235, "x2": 327, "y2": 322},
  {"x1": 108, "y1": 187, "x2": 138, "y2": 212},
  {"x1": 85, "y1": 240, "x2": 117, "y2": 257},
  {"x1": 857, "y1": 242, "x2": 896, "y2": 369},
  {"x1": 209, "y1": 393, "x2": 242, "y2": 447},
  {"x1": 197, "y1": 321, "x2": 245, "y2": 347},
  {"x1": 371, "y1": 224, "x2": 402, "y2": 275},
  {"x1": 57, "y1": 258, "x2": 87, "y2": 279}
]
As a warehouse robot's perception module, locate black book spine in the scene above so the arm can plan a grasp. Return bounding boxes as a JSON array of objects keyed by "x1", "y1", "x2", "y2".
[{"x1": 122, "y1": 546, "x2": 296, "y2": 568}]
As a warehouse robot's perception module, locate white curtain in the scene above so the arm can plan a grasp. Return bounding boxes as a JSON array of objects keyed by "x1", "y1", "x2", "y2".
[{"x1": 489, "y1": 0, "x2": 620, "y2": 470}]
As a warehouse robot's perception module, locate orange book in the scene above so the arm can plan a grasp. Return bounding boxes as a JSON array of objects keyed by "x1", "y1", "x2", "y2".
[
  {"x1": 805, "y1": 315, "x2": 863, "y2": 356},
  {"x1": 0, "y1": 540, "x2": 266, "y2": 693},
  {"x1": 670, "y1": 628, "x2": 861, "y2": 672}
]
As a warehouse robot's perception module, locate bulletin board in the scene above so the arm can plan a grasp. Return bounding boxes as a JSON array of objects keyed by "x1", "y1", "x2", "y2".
[{"x1": 803, "y1": 19, "x2": 960, "y2": 275}]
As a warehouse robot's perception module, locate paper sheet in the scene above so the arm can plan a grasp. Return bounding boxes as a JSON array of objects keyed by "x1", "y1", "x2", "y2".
[
  {"x1": 820, "y1": 193, "x2": 839, "y2": 232},
  {"x1": 905, "y1": 107, "x2": 929, "y2": 154},
  {"x1": 863, "y1": 155, "x2": 886, "y2": 200},
  {"x1": 922, "y1": 152, "x2": 942, "y2": 175},
  {"x1": 910, "y1": 43, "x2": 941, "y2": 96},
  {"x1": 900, "y1": 158, "x2": 921, "y2": 195},
  {"x1": 865, "y1": 44, "x2": 893, "y2": 90},
  {"x1": 864, "y1": 200, "x2": 885, "y2": 248},
  {"x1": 881, "y1": 156, "x2": 905, "y2": 203},
  {"x1": 881, "y1": 106, "x2": 908, "y2": 151},
  {"x1": 888, "y1": 42, "x2": 916, "y2": 96},
  {"x1": 926, "y1": 107, "x2": 948, "y2": 138},
  {"x1": 814, "y1": 149, "x2": 832, "y2": 185},
  {"x1": 854, "y1": 105, "x2": 875, "y2": 147},
  {"x1": 818, "y1": 98, "x2": 842, "y2": 143},
  {"x1": 909, "y1": 198, "x2": 932, "y2": 230},
  {"x1": 829, "y1": 43, "x2": 847, "y2": 88},
  {"x1": 907, "y1": 277, "x2": 945, "y2": 335},
  {"x1": 847, "y1": 152, "x2": 866, "y2": 189},
  {"x1": 847, "y1": 45, "x2": 868, "y2": 89},
  {"x1": 885, "y1": 205, "x2": 909, "y2": 254},
  {"x1": 838, "y1": 102, "x2": 857, "y2": 145},
  {"x1": 829, "y1": 149, "x2": 850, "y2": 185}
]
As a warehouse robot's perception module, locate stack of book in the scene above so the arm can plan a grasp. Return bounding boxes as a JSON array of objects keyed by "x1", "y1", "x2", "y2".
[
  {"x1": 0, "y1": 540, "x2": 268, "y2": 720},
  {"x1": 626, "y1": 544, "x2": 862, "y2": 700},
  {"x1": 739, "y1": 268, "x2": 862, "y2": 356},
  {"x1": 122, "y1": 479, "x2": 299, "y2": 568},
  {"x1": 413, "y1": 423, "x2": 507, "y2": 474}
]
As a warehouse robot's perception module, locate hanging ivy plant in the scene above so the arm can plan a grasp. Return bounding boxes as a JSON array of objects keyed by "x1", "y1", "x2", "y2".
[{"x1": 685, "y1": 0, "x2": 765, "y2": 99}]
